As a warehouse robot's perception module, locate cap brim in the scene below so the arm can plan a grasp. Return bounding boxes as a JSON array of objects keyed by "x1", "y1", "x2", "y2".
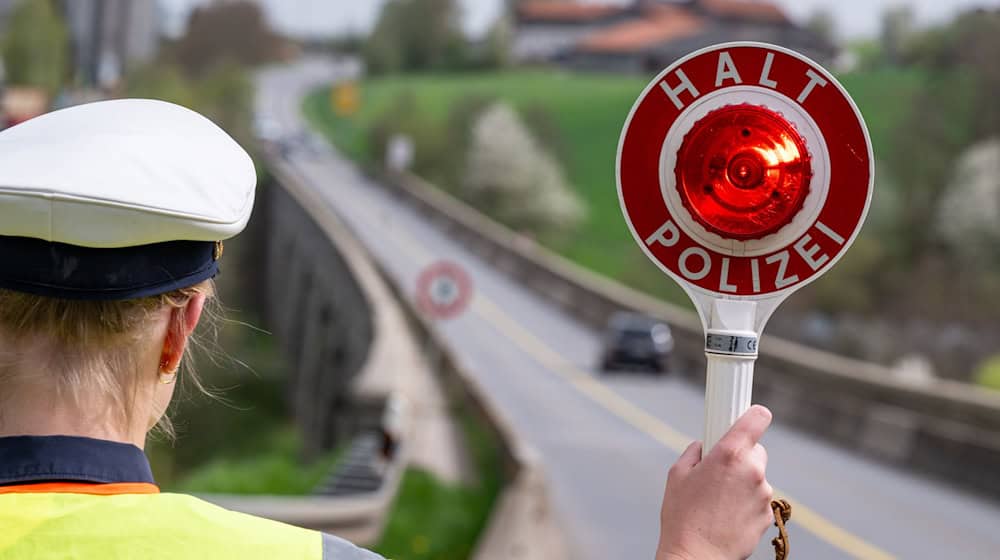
[{"x1": 0, "y1": 236, "x2": 220, "y2": 301}]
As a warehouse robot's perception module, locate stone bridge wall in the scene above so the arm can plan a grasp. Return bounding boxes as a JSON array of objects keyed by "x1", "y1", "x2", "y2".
[{"x1": 262, "y1": 176, "x2": 375, "y2": 456}]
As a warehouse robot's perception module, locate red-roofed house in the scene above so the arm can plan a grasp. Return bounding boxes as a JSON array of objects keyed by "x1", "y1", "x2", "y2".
[
  {"x1": 512, "y1": 1, "x2": 638, "y2": 62},
  {"x1": 513, "y1": 0, "x2": 836, "y2": 73}
]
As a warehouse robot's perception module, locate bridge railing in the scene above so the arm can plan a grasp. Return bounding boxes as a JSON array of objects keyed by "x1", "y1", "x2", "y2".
[
  {"x1": 253, "y1": 158, "x2": 569, "y2": 557},
  {"x1": 381, "y1": 169, "x2": 1000, "y2": 499},
  {"x1": 206, "y1": 158, "x2": 431, "y2": 544}
]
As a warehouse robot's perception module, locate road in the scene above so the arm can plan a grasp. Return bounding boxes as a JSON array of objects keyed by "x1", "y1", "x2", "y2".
[{"x1": 257, "y1": 59, "x2": 1000, "y2": 560}]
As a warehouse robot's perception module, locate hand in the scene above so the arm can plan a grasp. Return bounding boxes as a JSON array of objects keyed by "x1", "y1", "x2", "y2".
[{"x1": 656, "y1": 405, "x2": 775, "y2": 560}]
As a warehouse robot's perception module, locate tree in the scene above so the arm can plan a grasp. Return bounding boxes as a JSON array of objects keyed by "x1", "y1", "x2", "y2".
[
  {"x1": 172, "y1": 1, "x2": 284, "y2": 76},
  {"x1": 935, "y1": 138, "x2": 1000, "y2": 260},
  {"x1": 1, "y1": 0, "x2": 68, "y2": 96},
  {"x1": 944, "y1": 9, "x2": 1000, "y2": 137},
  {"x1": 873, "y1": 7, "x2": 1000, "y2": 323},
  {"x1": 480, "y1": 17, "x2": 513, "y2": 70},
  {"x1": 880, "y1": 5, "x2": 914, "y2": 66},
  {"x1": 364, "y1": 0, "x2": 467, "y2": 74},
  {"x1": 885, "y1": 8, "x2": 1000, "y2": 266},
  {"x1": 463, "y1": 103, "x2": 585, "y2": 235},
  {"x1": 806, "y1": 8, "x2": 837, "y2": 49}
]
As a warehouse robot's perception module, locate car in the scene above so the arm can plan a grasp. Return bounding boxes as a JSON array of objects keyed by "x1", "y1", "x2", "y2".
[{"x1": 599, "y1": 312, "x2": 674, "y2": 374}]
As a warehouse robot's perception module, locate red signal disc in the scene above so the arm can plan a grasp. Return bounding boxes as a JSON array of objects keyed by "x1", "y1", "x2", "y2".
[
  {"x1": 675, "y1": 104, "x2": 812, "y2": 240},
  {"x1": 616, "y1": 42, "x2": 873, "y2": 298}
]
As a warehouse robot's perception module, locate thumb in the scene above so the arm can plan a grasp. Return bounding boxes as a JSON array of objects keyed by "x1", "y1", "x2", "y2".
[
  {"x1": 715, "y1": 405, "x2": 772, "y2": 453},
  {"x1": 671, "y1": 440, "x2": 703, "y2": 475}
]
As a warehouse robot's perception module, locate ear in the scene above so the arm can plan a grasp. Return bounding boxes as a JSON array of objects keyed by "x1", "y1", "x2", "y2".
[{"x1": 159, "y1": 293, "x2": 207, "y2": 374}]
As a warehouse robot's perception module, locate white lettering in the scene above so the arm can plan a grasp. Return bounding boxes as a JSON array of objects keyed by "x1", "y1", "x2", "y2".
[
  {"x1": 750, "y1": 258, "x2": 761, "y2": 293},
  {"x1": 797, "y1": 69, "x2": 829, "y2": 104},
  {"x1": 793, "y1": 234, "x2": 830, "y2": 271},
  {"x1": 679, "y1": 247, "x2": 711, "y2": 280},
  {"x1": 719, "y1": 257, "x2": 737, "y2": 293},
  {"x1": 814, "y1": 221, "x2": 846, "y2": 245},
  {"x1": 758, "y1": 52, "x2": 778, "y2": 88},
  {"x1": 765, "y1": 250, "x2": 799, "y2": 289},
  {"x1": 660, "y1": 69, "x2": 700, "y2": 110},
  {"x1": 715, "y1": 51, "x2": 743, "y2": 87},
  {"x1": 644, "y1": 220, "x2": 680, "y2": 248}
]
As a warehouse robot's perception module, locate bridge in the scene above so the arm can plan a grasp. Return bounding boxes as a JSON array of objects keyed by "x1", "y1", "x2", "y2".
[{"x1": 255, "y1": 58, "x2": 1000, "y2": 559}]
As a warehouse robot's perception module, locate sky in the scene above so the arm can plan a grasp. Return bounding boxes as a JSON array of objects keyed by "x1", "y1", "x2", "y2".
[{"x1": 161, "y1": 0, "x2": 1000, "y2": 40}]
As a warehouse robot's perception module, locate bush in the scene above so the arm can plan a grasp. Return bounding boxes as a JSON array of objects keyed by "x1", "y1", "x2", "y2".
[
  {"x1": 172, "y1": 427, "x2": 342, "y2": 495},
  {"x1": 373, "y1": 411, "x2": 501, "y2": 560},
  {"x1": 368, "y1": 91, "x2": 450, "y2": 183},
  {"x1": 441, "y1": 95, "x2": 496, "y2": 189}
]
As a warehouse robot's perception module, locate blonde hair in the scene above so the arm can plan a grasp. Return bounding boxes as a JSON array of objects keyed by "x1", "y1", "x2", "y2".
[{"x1": 0, "y1": 282, "x2": 217, "y2": 438}]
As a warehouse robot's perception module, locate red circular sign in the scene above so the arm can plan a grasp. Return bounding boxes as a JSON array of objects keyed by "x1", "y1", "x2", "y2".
[
  {"x1": 617, "y1": 42, "x2": 873, "y2": 298},
  {"x1": 416, "y1": 261, "x2": 473, "y2": 319}
]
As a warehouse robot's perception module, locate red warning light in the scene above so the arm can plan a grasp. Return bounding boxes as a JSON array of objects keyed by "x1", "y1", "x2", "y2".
[{"x1": 675, "y1": 104, "x2": 812, "y2": 240}]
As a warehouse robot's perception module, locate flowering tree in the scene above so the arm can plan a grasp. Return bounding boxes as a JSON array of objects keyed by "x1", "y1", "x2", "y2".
[{"x1": 463, "y1": 103, "x2": 585, "y2": 236}]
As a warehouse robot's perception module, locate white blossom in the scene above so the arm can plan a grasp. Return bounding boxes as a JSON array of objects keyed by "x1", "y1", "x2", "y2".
[
  {"x1": 936, "y1": 138, "x2": 1000, "y2": 256},
  {"x1": 463, "y1": 102, "x2": 585, "y2": 233}
]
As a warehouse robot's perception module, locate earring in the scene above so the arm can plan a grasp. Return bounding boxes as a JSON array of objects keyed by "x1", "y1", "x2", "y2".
[{"x1": 159, "y1": 359, "x2": 178, "y2": 385}]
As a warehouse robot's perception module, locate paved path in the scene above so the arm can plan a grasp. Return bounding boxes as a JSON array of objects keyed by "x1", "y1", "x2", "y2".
[{"x1": 257, "y1": 59, "x2": 1000, "y2": 560}]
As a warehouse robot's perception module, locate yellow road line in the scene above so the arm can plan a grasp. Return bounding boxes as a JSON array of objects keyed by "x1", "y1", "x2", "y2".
[
  {"x1": 473, "y1": 295, "x2": 896, "y2": 560},
  {"x1": 307, "y1": 169, "x2": 896, "y2": 560}
]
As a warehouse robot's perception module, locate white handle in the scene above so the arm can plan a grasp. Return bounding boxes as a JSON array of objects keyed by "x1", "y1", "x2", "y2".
[{"x1": 703, "y1": 352, "x2": 756, "y2": 455}]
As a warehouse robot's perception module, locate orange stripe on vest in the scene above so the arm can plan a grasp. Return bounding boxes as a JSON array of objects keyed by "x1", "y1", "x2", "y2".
[{"x1": 0, "y1": 482, "x2": 160, "y2": 495}]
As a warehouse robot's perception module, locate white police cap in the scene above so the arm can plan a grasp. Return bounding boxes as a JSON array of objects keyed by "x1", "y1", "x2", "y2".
[{"x1": 0, "y1": 99, "x2": 256, "y2": 300}]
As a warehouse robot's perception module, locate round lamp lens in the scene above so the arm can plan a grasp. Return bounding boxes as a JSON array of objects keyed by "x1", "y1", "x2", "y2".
[{"x1": 675, "y1": 104, "x2": 812, "y2": 240}]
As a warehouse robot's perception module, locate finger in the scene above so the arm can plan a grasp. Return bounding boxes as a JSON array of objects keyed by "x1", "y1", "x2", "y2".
[
  {"x1": 749, "y1": 442, "x2": 768, "y2": 469},
  {"x1": 747, "y1": 443, "x2": 769, "y2": 483},
  {"x1": 761, "y1": 481, "x2": 774, "y2": 501},
  {"x1": 717, "y1": 405, "x2": 772, "y2": 451},
  {"x1": 669, "y1": 441, "x2": 703, "y2": 476}
]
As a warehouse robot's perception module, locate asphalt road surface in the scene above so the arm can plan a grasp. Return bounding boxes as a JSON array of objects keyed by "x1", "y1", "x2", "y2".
[{"x1": 257, "y1": 59, "x2": 1000, "y2": 560}]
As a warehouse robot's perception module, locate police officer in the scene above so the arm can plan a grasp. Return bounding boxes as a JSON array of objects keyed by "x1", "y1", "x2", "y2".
[
  {"x1": 0, "y1": 99, "x2": 384, "y2": 559},
  {"x1": 0, "y1": 99, "x2": 773, "y2": 559}
]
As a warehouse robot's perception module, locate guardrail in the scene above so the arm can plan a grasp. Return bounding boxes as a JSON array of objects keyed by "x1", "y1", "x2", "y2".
[{"x1": 380, "y1": 169, "x2": 1000, "y2": 499}]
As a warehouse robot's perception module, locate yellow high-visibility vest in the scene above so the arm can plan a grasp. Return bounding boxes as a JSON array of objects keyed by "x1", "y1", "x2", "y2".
[{"x1": 0, "y1": 485, "x2": 371, "y2": 559}]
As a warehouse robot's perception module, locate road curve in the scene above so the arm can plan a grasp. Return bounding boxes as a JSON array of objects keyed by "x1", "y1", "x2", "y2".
[{"x1": 256, "y1": 59, "x2": 1000, "y2": 560}]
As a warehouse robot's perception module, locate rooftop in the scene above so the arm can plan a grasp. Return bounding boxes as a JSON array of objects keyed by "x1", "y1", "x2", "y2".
[
  {"x1": 579, "y1": 6, "x2": 705, "y2": 53},
  {"x1": 516, "y1": 1, "x2": 628, "y2": 24},
  {"x1": 699, "y1": 0, "x2": 789, "y2": 25}
]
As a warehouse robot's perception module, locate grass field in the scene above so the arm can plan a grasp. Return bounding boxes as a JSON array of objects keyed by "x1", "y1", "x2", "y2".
[
  {"x1": 304, "y1": 68, "x2": 925, "y2": 306},
  {"x1": 170, "y1": 427, "x2": 342, "y2": 495},
  {"x1": 373, "y1": 409, "x2": 502, "y2": 559}
]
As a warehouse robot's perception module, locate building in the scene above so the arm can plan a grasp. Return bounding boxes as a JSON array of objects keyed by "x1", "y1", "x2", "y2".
[
  {"x1": 61, "y1": 0, "x2": 160, "y2": 87},
  {"x1": 512, "y1": 2, "x2": 636, "y2": 62},
  {"x1": 513, "y1": 0, "x2": 836, "y2": 73}
]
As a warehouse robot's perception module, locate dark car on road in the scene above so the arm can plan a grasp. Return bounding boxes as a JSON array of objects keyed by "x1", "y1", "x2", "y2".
[{"x1": 599, "y1": 312, "x2": 674, "y2": 374}]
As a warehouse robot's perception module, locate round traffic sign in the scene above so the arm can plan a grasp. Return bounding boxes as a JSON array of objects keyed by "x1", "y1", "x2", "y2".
[
  {"x1": 416, "y1": 261, "x2": 473, "y2": 320},
  {"x1": 617, "y1": 42, "x2": 873, "y2": 299}
]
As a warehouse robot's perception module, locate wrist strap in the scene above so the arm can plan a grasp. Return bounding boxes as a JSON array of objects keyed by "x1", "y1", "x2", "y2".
[{"x1": 771, "y1": 499, "x2": 792, "y2": 560}]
